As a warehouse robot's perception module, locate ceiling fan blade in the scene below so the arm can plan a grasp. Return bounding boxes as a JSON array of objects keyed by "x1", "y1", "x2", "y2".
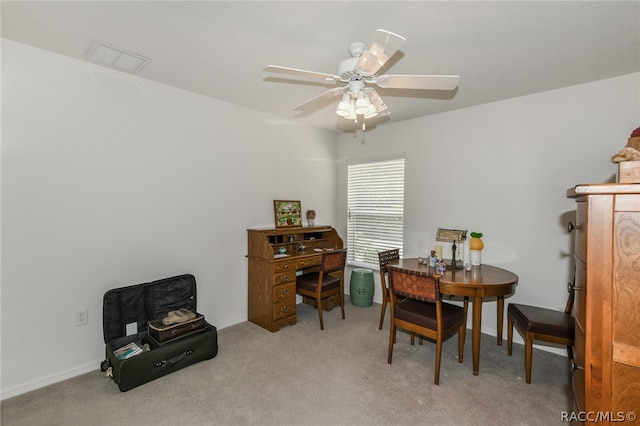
[
  {"x1": 293, "y1": 87, "x2": 346, "y2": 111},
  {"x1": 364, "y1": 87, "x2": 390, "y2": 117},
  {"x1": 355, "y1": 29, "x2": 406, "y2": 77},
  {"x1": 375, "y1": 74, "x2": 460, "y2": 90},
  {"x1": 264, "y1": 65, "x2": 340, "y2": 83}
]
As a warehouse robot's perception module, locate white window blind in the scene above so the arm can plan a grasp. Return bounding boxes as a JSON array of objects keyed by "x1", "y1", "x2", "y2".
[{"x1": 347, "y1": 157, "x2": 404, "y2": 266}]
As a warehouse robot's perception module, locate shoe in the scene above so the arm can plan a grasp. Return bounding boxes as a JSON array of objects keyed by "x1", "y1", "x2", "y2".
[{"x1": 162, "y1": 308, "x2": 196, "y2": 325}]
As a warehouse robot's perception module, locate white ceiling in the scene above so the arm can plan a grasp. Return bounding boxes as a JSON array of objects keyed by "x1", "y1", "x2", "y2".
[{"x1": 2, "y1": 1, "x2": 639, "y2": 133}]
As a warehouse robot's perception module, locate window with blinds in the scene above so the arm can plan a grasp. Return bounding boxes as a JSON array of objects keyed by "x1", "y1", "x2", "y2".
[{"x1": 347, "y1": 157, "x2": 404, "y2": 266}]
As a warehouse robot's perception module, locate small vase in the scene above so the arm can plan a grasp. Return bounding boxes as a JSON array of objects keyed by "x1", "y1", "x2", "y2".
[{"x1": 306, "y1": 210, "x2": 316, "y2": 226}]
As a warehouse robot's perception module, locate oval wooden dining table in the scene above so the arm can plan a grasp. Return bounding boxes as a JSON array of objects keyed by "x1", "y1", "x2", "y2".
[{"x1": 387, "y1": 258, "x2": 518, "y2": 375}]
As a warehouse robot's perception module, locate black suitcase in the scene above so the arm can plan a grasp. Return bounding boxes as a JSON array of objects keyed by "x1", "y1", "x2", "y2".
[{"x1": 101, "y1": 274, "x2": 218, "y2": 392}]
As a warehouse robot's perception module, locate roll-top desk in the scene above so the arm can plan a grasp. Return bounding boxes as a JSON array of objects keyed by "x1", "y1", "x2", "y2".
[
  {"x1": 247, "y1": 226, "x2": 344, "y2": 332},
  {"x1": 567, "y1": 183, "x2": 640, "y2": 424}
]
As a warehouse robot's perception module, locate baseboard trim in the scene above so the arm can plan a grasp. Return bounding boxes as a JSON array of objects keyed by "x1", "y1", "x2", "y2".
[
  {"x1": 1, "y1": 317, "x2": 247, "y2": 401},
  {"x1": 1, "y1": 361, "x2": 98, "y2": 401}
]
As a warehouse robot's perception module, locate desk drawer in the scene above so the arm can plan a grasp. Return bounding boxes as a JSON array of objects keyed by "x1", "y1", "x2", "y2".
[
  {"x1": 273, "y1": 270, "x2": 296, "y2": 286},
  {"x1": 273, "y1": 282, "x2": 295, "y2": 303},
  {"x1": 274, "y1": 261, "x2": 296, "y2": 273},
  {"x1": 273, "y1": 298, "x2": 296, "y2": 320},
  {"x1": 296, "y1": 256, "x2": 322, "y2": 269}
]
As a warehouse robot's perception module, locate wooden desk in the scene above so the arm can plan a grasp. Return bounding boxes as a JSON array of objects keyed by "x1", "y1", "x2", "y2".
[
  {"x1": 388, "y1": 259, "x2": 518, "y2": 375},
  {"x1": 247, "y1": 226, "x2": 343, "y2": 332}
]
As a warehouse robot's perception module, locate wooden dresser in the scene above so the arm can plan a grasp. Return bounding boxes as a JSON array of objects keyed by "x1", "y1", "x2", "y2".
[
  {"x1": 247, "y1": 226, "x2": 343, "y2": 332},
  {"x1": 567, "y1": 183, "x2": 640, "y2": 423}
]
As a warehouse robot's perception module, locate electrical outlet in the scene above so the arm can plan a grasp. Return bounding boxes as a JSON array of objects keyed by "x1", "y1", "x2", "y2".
[{"x1": 75, "y1": 308, "x2": 88, "y2": 326}]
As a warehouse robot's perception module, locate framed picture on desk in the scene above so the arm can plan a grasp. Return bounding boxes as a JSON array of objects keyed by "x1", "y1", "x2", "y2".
[{"x1": 274, "y1": 200, "x2": 302, "y2": 228}]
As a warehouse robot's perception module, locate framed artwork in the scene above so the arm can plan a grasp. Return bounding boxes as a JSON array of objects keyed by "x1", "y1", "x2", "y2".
[{"x1": 274, "y1": 200, "x2": 302, "y2": 228}]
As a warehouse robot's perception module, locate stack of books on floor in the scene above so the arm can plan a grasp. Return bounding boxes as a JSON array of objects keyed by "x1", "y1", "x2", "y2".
[{"x1": 113, "y1": 342, "x2": 144, "y2": 359}]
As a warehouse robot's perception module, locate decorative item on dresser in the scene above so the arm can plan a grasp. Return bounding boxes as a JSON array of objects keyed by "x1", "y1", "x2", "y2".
[
  {"x1": 246, "y1": 226, "x2": 344, "y2": 332},
  {"x1": 567, "y1": 182, "x2": 640, "y2": 422},
  {"x1": 611, "y1": 126, "x2": 640, "y2": 184}
]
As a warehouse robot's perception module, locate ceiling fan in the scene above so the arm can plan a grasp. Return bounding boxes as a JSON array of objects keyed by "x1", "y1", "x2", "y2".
[{"x1": 264, "y1": 29, "x2": 460, "y2": 130}]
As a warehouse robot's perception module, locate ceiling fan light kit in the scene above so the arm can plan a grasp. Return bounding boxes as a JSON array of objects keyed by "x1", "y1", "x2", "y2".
[
  {"x1": 336, "y1": 94, "x2": 353, "y2": 117},
  {"x1": 264, "y1": 29, "x2": 460, "y2": 130},
  {"x1": 354, "y1": 92, "x2": 370, "y2": 115}
]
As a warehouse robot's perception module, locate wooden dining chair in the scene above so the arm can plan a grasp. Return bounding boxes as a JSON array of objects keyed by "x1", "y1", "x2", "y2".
[
  {"x1": 296, "y1": 249, "x2": 347, "y2": 330},
  {"x1": 377, "y1": 249, "x2": 400, "y2": 330},
  {"x1": 507, "y1": 279, "x2": 575, "y2": 384},
  {"x1": 378, "y1": 250, "x2": 420, "y2": 345},
  {"x1": 387, "y1": 268, "x2": 466, "y2": 385}
]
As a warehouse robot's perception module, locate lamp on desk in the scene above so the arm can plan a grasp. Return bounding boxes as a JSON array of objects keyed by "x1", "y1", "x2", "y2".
[{"x1": 436, "y1": 228, "x2": 468, "y2": 269}]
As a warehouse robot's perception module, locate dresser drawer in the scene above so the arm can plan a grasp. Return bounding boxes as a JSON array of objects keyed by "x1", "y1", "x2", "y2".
[
  {"x1": 573, "y1": 259, "x2": 586, "y2": 328},
  {"x1": 572, "y1": 326, "x2": 586, "y2": 413},
  {"x1": 574, "y1": 201, "x2": 587, "y2": 262},
  {"x1": 273, "y1": 270, "x2": 296, "y2": 285},
  {"x1": 273, "y1": 298, "x2": 296, "y2": 320},
  {"x1": 273, "y1": 282, "x2": 295, "y2": 302}
]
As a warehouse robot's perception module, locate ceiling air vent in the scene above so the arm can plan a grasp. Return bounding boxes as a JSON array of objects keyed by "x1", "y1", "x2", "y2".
[{"x1": 85, "y1": 41, "x2": 150, "y2": 74}]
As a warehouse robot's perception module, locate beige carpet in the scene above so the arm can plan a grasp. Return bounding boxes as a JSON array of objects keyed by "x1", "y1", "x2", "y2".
[{"x1": 1, "y1": 298, "x2": 573, "y2": 425}]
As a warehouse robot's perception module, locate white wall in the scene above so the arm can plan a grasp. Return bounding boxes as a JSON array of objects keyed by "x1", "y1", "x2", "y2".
[
  {"x1": 337, "y1": 72, "x2": 640, "y2": 349},
  {"x1": 1, "y1": 40, "x2": 338, "y2": 398}
]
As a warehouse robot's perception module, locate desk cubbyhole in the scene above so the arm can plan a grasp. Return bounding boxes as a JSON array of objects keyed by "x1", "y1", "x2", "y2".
[
  {"x1": 269, "y1": 235, "x2": 285, "y2": 244},
  {"x1": 304, "y1": 232, "x2": 323, "y2": 240}
]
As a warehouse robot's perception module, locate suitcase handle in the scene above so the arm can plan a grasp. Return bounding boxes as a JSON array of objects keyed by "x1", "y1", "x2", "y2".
[{"x1": 154, "y1": 350, "x2": 193, "y2": 368}]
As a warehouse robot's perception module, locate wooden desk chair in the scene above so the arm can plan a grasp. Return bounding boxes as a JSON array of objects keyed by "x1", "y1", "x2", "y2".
[
  {"x1": 387, "y1": 269, "x2": 466, "y2": 385},
  {"x1": 507, "y1": 280, "x2": 575, "y2": 384},
  {"x1": 296, "y1": 249, "x2": 347, "y2": 330},
  {"x1": 377, "y1": 249, "x2": 400, "y2": 330}
]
